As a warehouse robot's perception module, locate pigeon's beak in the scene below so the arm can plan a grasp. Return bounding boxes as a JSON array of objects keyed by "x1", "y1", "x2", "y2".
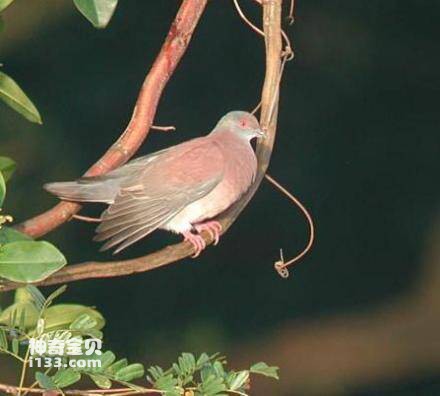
[{"x1": 255, "y1": 129, "x2": 267, "y2": 139}]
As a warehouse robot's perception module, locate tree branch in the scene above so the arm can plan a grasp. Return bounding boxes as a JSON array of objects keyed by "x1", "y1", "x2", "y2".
[
  {"x1": 1, "y1": 0, "x2": 285, "y2": 292},
  {"x1": 0, "y1": 382, "x2": 161, "y2": 395},
  {"x1": 14, "y1": 0, "x2": 208, "y2": 239}
]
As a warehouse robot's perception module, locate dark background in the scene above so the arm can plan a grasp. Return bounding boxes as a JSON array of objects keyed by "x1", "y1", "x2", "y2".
[{"x1": 1, "y1": 1, "x2": 439, "y2": 395}]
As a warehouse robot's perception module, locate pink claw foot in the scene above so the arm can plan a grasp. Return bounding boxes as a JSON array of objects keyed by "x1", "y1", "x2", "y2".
[
  {"x1": 195, "y1": 221, "x2": 222, "y2": 245},
  {"x1": 183, "y1": 231, "x2": 206, "y2": 258}
]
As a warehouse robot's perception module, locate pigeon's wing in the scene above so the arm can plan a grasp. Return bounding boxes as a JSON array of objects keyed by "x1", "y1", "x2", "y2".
[
  {"x1": 78, "y1": 147, "x2": 172, "y2": 183},
  {"x1": 94, "y1": 142, "x2": 224, "y2": 254},
  {"x1": 44, "y1": 148, "x2": 174, "y2": 204}
]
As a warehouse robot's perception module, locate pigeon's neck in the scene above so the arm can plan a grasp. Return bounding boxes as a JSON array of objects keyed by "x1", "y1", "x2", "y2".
[{"x1": 210, "y1": 126, "x2": 251, "y2": 143}]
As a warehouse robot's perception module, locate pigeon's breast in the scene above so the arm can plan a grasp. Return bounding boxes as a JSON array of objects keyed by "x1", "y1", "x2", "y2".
[{"x1": 162, "y1": 138, "x2": 257, "y2": 233}]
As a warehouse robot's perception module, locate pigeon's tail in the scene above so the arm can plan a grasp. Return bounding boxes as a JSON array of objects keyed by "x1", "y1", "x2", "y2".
[{"x1": 44, "y1": 179, "x2": 117, "y2": 204}]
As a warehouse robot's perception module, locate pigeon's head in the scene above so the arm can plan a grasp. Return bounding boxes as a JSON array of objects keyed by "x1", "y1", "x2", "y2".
[{"x1": 216, "y1": 111, "x2": 266, "y2": 141}]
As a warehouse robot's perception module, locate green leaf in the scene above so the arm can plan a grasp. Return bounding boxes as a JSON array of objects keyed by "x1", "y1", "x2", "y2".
[
  {"x1": 0, "y1": 328, "x2": 7, "y2": 349},
  {"x1": 70, "y1": 313, "x2": 98, "y2": 331},
  {"x1": 15, "y1": 286, "x2": 37, "y2": 303},
  {"x1": 52, "y1": 368, "x2": 81, "y2": 388},
  {"x1": 35, "y1": 318, "x2": 45, "y2": 336},
  {"x1": 147, "y1": 365, "x2": 164, "y2": 383},
  {"x1": 98, "y1": 350, "x2": 116, "y2": 370},
  {"x1": 114, "y1": 363, "x2": 145, "y2": 381},
  {"x1": 0, "y1": 71, "x2": 42, "y2": 124},
  {"x1": 84, "y1": 328, "x2": 103, "y2": 340},
  {"x1": 11, "y1": 337, "x2": 18, "y2": 354},
  {"x1": 196, "y1": 352, "x2": 211, "y2": 368},
  {"x1": 73, "y1": 0, "x2": 118, "y2": 28},
  {"x1": 90, "y1": 374, "x2": 112, "y2": 389},
  {"x1": 107, "y1": 358, "x2": 127, "y2": 375},
  {"x1": 0, "y1": 0, "x2": 15, "y2": 13},
  {"x1": 178, "y1": 352, "x2": 196, "y2": 376},
  {"x1": 36, "y1": 371, "x2": 56, "y2": 390},
  {"x1": 198, "y1": 374, "x2": 227, "y2": 396},
  {"x1": 200, "y1": 364, "x2": 215, "y2": 383},
  {"x1": 76, "y1": 350, "x2": 112, "y2": 374},
  {"x1": 0, "y1": 301, "x2": 39, "y2": 329},
  {"x1": 249, "y1": 362, "x2": 279, "y2": 380},
  {"x1": 0, "y1": 171, "x2": 5, "y2": 207},
  {"x1": 0, "y1": 241, "x2": 66, "y2": 282},
  {"x1": 228, "y1": 370, "x2": 249, "y2": 391},
  {"x1": 44, "y1": 304, "x2": 105, "y2": 332},
  {"x1": 0, "y1": 227, "x2": 31, "y2": 245},
  {"x1": 44, "y1": 285, "x2": 68, "y2": 309},
  {"x1": 154, "y1": 374, "x2": 179, "y2": 396},
  {"x1": 0, "y1": 156, "x2": 16, "y2": 182},
  {"x1": 23, "y1": 285, "x2": 46, "y2": 311},
  {"x1": 212, "y1": 361, "x2": 225, "y2": 378}
]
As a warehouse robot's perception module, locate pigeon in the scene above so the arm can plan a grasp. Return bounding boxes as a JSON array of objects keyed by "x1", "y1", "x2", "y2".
[{"x1": 44, "y1": 111, "x2": 265, "y2": 256}]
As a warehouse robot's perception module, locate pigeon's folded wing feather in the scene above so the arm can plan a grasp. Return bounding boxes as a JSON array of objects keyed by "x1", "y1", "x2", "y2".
[
  {"x1": 78, "y1": 147, "x2": 172, "y2": 184},
  {"x1": 94, "y1": 142, "x2": 224, "y2": 253}
]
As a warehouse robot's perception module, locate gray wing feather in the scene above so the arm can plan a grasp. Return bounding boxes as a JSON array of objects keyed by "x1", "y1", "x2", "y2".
[
  {"x1": 95, "y1": 175, "x2": 222, "y2": 254},
  {"x1": 44, "y1": 148, "x2": 172, "y2": 204},
  {"x1": 94, "y1": 140, "x2": 224, "y2": 254},
  {"x1": 79, "y1": 147, "x2": 170, "y2": 183}
]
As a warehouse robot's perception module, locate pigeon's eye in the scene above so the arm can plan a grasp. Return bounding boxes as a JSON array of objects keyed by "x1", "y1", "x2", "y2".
[{"x1": 240, "y1": 120, "x2": 247, "y2": 128}]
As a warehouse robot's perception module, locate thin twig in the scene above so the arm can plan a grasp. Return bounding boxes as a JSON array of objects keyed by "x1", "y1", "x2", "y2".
[
  {"x1": 233, "y1": 0, "x2": 264, "y2": 36},
  {"x1": 72, "y1": 214, "x2": 101, "y2": 223},
  {"x1": 0, "y1": 347, "x2": 25, "y2": 362},
  {"x1": 0, "y1": 382, "x2": 256, "y2": 396},
  {"x1": 22, "y1": 366, "x2": 52, "y2": 396},
  {"x1": 17, "y1": 346, "x2": 31, "y2": 396},
  {"x1": 0, "y1": 383, "x2": 162, "y2": 395},
  {"x1": 251, "y1": 100, "x2": 262, "y2": 115},
  {"x1": 265, "y1": 174, "x2": 315, "y2": 278},
  {"x1": 14, "y1": 0, "x2": 208, "y2": 238},
  {"x1": 150, "y1": 125, "x2": 176, "y2": 132},
  {"x1": 287, "y1": 0, "x2": 295, "y2": 24}
]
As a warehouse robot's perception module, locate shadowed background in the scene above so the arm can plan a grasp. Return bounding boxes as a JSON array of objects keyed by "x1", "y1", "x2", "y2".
[{"x1": 1, "y1": 1, "x2": 439, "y2": 395}]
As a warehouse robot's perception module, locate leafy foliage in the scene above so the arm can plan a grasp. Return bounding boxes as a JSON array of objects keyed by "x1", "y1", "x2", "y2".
[
  {"x1": 0, "y1": 286, "x2": 279, "y2": 394},
  {"x1": 147, "y1": 352, "x2": 279, "y2": 396},
  {"x1": 0, "y1": 241, "x2": 67, "y2": 282},
  {"x1": 0, "y1": 227, "x2": 31, "y2": 245},
  {"x1": 249, "y1": 362, "x2": 280, "y2": 379},
  {"x1": 73, "y1": 0, "x2": 118, "y2": 28},
  {"x1": 0, "y1": 285, "x2": 145, "y2": 391},
  {"x1": 0, "y1": 159, "x2": 67, "y2": 283},
  {"x1": 0, "y1": 71, "x2": 42, "y2": 124},
  {"x1": 0, "y1": 156, "x2": 16, "y2": 182}
]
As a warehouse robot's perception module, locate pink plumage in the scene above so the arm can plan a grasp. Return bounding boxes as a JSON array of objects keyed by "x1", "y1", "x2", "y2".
[{"x1": 44, "y1": 111, "x2": 265, "y2": 256}]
